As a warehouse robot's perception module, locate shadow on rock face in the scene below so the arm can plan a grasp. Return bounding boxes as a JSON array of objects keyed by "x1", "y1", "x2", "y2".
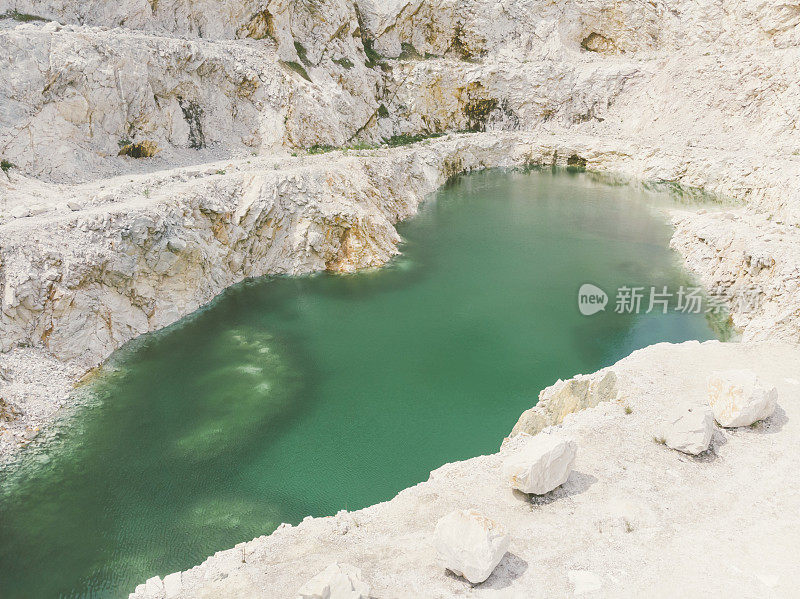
[
  {"x1": 689, "y1": 429, "x2": 727, "y2": 463},
  {"x1": 478, "y1": 552, "x2": 529, "y2": 590},
  {"x1": 515, "y1": 470, "x2": 598, "y2": 507},
  {"x1": 443, "y1": 552, "x2": 529, "y2": 589},
  {"x1": 746, "y1": 404, "x2": 788, "y2": 435}
]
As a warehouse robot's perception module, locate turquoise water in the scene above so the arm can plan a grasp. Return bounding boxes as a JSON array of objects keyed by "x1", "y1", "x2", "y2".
[{"x1": 0, "y1": 169, "x2": 722, "y2": 597}]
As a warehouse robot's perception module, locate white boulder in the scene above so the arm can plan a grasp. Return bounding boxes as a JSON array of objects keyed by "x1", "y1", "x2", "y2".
[
  {"x1": 433, "y1": 509, "x2": 510, "y2": 584},
  {"x1": 502, "y1": 434, "x2": 577, "y2": 494},
  {"x1": 707, "y1": 370, "x2": 778, "y2": 428},
  {"x1": 297, "y1": 563, "x2": 370, "y2": 599},
  {"x1": 663, "y1": 404, "x2": 714, "y2": 455}
]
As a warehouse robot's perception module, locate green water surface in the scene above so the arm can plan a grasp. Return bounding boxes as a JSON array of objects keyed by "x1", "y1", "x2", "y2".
[{"x1": 0, "y1": 169, "x2": 723, "y2": 597}]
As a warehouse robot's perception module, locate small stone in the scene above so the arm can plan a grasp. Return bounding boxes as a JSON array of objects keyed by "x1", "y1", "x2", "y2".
[
  {"x1": 568, "y1": 570, "x2": 603, "y2": 594},
  {"x1": 707, "y1": 370, "x2": 777, "y2": 427},
  {"x1": 10, "y1": 206, "x2": 31, "y2": 219},
  {"x1": 297, "y1": 563, "x2": 370, "y2": 599},
  {"x1": 663, "y1": 404, "x2": 714, "y2": 455},
  {"x1": 433, "y1": 509, "x2": 509, "y2": 584},
  {"x1": 67, "y1": 201, "x2": 82, "y2": 211},
  {"x1": 502, "y1": 434, "x2": 577, "y2": 494},
  {"x1": 167, "y1": 238, "x2": 187, "y2": 253}
]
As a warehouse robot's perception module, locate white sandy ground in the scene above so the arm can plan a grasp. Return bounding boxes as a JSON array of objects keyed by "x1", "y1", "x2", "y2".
[{"x1": 130, "y1": 340, "x2": 800, "y2": 598}]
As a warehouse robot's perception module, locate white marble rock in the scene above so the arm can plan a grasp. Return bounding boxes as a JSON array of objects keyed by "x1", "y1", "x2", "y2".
[
  {"x1": 502, "y1": 434, "x2": 577, "y2": 494},
  {"x1": 433, "y1": 509, "x2": 510, "y2": 584},
  {"x1": 707, "y1": 370, "x2": 778, "y2": 428},
  {"x1": 663, "y1": 404, "x2": 714, "y2": 455}
]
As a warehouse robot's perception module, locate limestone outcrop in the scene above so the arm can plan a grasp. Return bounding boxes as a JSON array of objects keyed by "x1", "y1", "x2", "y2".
[
  {"x1": 511, "y1": 369, "x2": 618, "y2": 437},
  {"x1": 0, "y1": 0, "x2": 382, "y2": 180},
  {"x1": 2, "y1": 0, "x2": 800, "y2": 186},
  {"x1": 671, "y1": 211, "x2": 800, "y2": 345}
]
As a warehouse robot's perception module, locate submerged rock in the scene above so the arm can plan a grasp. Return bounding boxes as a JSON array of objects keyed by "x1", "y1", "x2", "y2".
[
  {"x1": 663, "y1": 404, "x2": 714, "y2": 455},
  {"x1": 433, "y1": 509, "x2": 509, "y2": 584},
  {"x1": 707, "y1": 370, "x2": 777, "y2": 427},
  {"x1": 502, "y1": 434, "x2": 577, "y2": 494},
  {"x1": 296, "y1": 563, "x2": 370, "y2": 599}
]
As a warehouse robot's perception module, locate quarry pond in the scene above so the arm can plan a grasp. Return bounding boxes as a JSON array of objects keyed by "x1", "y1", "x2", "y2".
[{"x1": 0, "y1": 169, "x2": 725, "y2": 598}]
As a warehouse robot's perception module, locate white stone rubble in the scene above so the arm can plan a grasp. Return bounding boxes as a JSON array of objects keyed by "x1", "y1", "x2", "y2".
[
  {"x1": 502, "y1": 434, "x2": 577, "y2": 494},
  {"x1": 707, "y1": 369, "x2": 778, "y2": 428},
  {"x1": 663, "y1": 404, "x2": 714, "y2": 455},
  {"x1": 433, "y1": 509, "x2": 510, "y2": 584},
  {"x1": 296, "y1": 563, "x2": 370, "y2": 599}
]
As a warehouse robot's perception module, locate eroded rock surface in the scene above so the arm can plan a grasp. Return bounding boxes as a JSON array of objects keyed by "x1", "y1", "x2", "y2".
[{"x1": 512, "y1": 369, "x2": 618, "y2": 436}]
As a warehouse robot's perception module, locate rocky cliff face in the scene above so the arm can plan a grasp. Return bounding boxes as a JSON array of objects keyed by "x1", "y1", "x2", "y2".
[
  {"x1": 0, "y1": 0, "x2": 383, "y2": 180},
  {"x1": 3, "y1": 0, "x2": 799, "y2": 181},
  {"x1": 1, "y1": 0, "x2": 799, "y2": 464}
]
